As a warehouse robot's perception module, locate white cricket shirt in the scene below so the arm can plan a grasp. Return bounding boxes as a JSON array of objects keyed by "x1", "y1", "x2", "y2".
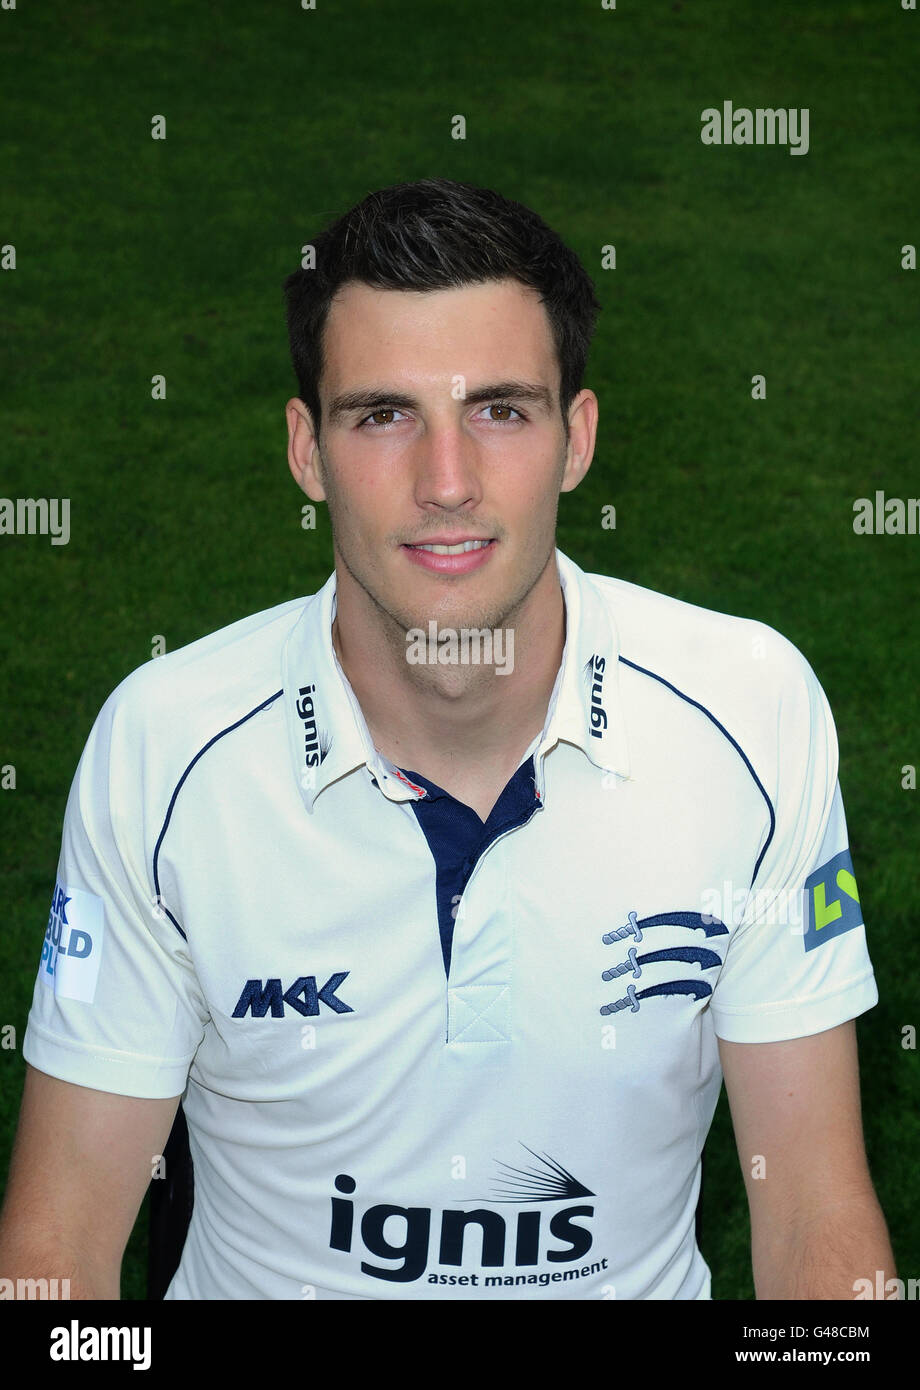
[{"x1": 23, "y1": 548, "x2": 878, "y2": 1299}]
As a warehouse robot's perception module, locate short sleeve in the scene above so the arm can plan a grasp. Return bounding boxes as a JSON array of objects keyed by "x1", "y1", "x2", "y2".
[
  {"x1": 22, "y1": 682, "x2": 209, "y2": 1097},
  {"x1": 709, "y1": 648, "x2": 878, "y2": 1043}
]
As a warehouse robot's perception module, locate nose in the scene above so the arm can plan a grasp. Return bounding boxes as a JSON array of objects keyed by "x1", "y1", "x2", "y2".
[{"x1": 411, "y1": 417, "x2": 483, "y2": 512}]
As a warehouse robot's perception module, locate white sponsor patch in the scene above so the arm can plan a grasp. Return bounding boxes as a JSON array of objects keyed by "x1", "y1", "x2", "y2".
[{"x1": 39, "y1": 881, "x2": 104, "y2": 1003}]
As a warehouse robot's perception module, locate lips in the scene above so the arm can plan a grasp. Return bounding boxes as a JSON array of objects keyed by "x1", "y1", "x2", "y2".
[
  {"x1": 406, "y1": 539, "x2": 492, "y2": 555},
  {"x1": 402, "y1": 538, "x2": 497, "y2": 574}
]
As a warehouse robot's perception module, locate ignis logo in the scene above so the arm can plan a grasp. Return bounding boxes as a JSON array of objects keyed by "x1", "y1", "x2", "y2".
[
  {"x1": 39, "y1": 883, "x2": 104, "y2": 1004},
  {"x1": 329, "y1": 1149, "x2": 598, "y2": 1286},
  {"x1": 584, "y1": 654, "x2": 607, "y2": 738},
  {"x1": 296, "y1": 684, "x2": 332, "y2": 768}
]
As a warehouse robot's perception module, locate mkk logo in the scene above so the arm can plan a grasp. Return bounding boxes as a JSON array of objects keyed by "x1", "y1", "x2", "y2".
[
  {"x1": 802, "y1": 850, "x2": 862, "y2": 952},
  {"x1": 231, "y1": 973, "x2": 353, "y2": 1018}
]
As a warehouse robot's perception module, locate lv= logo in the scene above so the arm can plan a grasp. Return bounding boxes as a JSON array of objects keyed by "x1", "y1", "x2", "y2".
[{"x1": 804, "y1": 850, "x2": 862, "y2": 952}]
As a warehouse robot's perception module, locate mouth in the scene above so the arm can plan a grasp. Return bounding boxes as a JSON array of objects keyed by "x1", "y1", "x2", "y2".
[{"x1": 401, "y1": 538, "x2": 497, "y2": 573}]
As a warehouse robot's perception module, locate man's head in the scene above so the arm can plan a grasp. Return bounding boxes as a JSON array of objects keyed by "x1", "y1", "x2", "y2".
[
  {"x1": 282, "y1": 179, "x2": 601, "y2": 657},
  {"x1": 283, "y1": 178, "x2": 601, "y2": 449}
]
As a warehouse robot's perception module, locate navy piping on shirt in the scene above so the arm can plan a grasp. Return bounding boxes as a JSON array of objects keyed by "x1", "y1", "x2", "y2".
[
  {"x1": 617, "y1": 655, "x2": 777, "y2": 886},
  {"x1": 150, "y1": 660, "x2": 775, "y2": 957},
  {"x1": 152, "y1": 690, "x2": 283, "y2": 941}
]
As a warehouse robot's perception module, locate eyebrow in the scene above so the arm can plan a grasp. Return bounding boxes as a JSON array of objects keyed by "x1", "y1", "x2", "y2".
[{"x1": 326, "y1": 380, "x2": 555, "y2": 424}]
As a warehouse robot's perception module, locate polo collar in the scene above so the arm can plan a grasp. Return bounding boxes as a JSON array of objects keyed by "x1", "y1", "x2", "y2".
[{"x1": 281, "y1": 547, "x2": 630, "y2": 813}]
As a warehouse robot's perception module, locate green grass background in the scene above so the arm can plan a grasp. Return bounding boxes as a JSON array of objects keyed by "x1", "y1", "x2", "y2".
[{"x1": 1, "y1": 0, "x2": 917, "y2": 1300}]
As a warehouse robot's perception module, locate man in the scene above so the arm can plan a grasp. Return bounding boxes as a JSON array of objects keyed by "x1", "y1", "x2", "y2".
[{"x1": 0, "y1": 179, "x2": 895, "y2": 1300}]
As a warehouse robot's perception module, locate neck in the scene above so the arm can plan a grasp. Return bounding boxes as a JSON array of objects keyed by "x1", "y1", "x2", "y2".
[{"x1": 331, "y1": 556, "x2": 566, "y2": 778}]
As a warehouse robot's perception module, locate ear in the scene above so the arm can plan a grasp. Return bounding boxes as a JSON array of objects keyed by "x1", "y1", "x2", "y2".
[
  {"x1": 559, "y1": 388, "x2": 598, "y2": 495},
  {"x1": 286, "y1": 398, "x2": 327, "y2": 501}
]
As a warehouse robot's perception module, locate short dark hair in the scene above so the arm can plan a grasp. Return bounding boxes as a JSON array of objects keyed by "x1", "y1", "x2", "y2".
[{"x1": 283, "y1": 178, "x2": 601, "y2": 443}]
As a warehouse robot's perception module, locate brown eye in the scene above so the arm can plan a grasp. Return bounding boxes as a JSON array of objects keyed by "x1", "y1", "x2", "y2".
[
  {"x1": 484, "y1": 402, "x2": 522, "y2": 423},
  {"x1": 370, "y1": 409, "x2": 395, "y2": 425}
]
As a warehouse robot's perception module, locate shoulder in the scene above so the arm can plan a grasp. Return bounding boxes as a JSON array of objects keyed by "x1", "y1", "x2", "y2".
[
  {"x1": 588, "y1": 568, "x2": 819, "y2": 687},
  {"x1": 82, "y1": 592, "x2": 318, "y2": 792},
  {"x1": 585, "y1": 568, "x2": 837, "y2": 779}
]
